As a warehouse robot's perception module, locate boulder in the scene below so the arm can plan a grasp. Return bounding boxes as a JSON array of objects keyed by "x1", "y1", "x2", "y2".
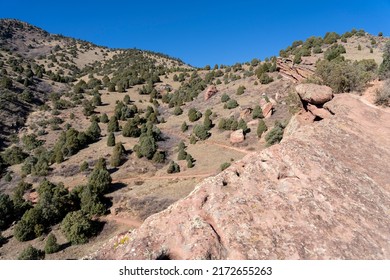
[
  {"x1": 240, "y1": 108, "x2": 252, "y2": 119},
  {"x1": 307, "y1": 103, "x2": 333, "y2": 119},
  {"x1": 204, "y1": 85, "x2": 218, "y2": 101},
  {"x1": 295, "y1": 83, "x2": 333, "y2": 105},
  {"x1": 262, "y1": 102, "x2": 273, "y2": 118},
  {"x1": 229, "y1": 129, "x2": 245, "y2": 144}
]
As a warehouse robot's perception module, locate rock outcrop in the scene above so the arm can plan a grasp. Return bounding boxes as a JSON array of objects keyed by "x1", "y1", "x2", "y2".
[
  {"x1": 204, "y1": 85, "x2": 218, "y2": 101},
  {"x1": 277, "y1": 58, "x2": 315, "y2": 83},
  {"x1": 295, "y1": 84, "x2": 333, "y2": 105},
  {"x1": 91, "y1": 94, "x2": 390, "y2": 260},
  {"x1": 261, "y1": 102, "x2": 273, "y2": 118},
  {"x1": 229, "y1": 129, "x2": 245, "y2": 144}
]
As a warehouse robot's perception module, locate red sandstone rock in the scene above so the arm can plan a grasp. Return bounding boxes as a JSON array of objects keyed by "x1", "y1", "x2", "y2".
[
  {"x1": 262, "y1": 102, "x2": 273, "y2": 118},
  {"x1": 307, "y1": 103, "x2": 333, "y2": 119},
  {"x1": 296, "y1": 83, "x2": 333, "y2": 105},
  {"x1": 204, "y1": 85, "x2": 218, "y2": 101},
  {"x1": 229, "y1": 129, "x2": 245, "y2": 144}
]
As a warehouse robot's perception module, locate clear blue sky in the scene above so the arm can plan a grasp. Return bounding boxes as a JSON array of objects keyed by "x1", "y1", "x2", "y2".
[{"x1": 1, "y1": 0, "x2": 389, "y2": 67}]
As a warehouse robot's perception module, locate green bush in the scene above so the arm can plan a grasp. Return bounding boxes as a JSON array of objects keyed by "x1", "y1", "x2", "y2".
[
  {"x1": 88, "y1": 162, "x2": 112, "y2": 195},
  {"x1": 193, "y1": 124, "x2": 210, "y2": 140},
  {"x1": 167, "y1": 161, "x2": 180, "y2": 174},
  {"x1": 379, "y1": 41, "x2": 390, "y2": 80},
  {"x1": 110, "y1": 142, "x2": 126, "y2": 167},
  {"x1": 375, "y1": 80, "x2": 390, "y2": 106},
  {"x1": 100, "y1": 113, "x2": 109, "y2": 123},
  {"x1": 18, "y1": 245, "x2": 44, "y2": 260},
  {"x1": 80, "y1": 161, "x2": 89, "y2": 171},
  {"x1": 181, "y1": 121, "x2": 188, "y2": 132},
  {"x1": 173, "y1": 106, "x2": 183, "y2": 116},
  {"x1": 1, "y1": 146, "x2": 27, "y2": 166},
  {"x1": 61, "y1": 211, "x2": 94, "y2": 245},
  {"x1": 259, "y1": 73, "x2": 273, "y2": 84},
  {"x1": 0, "y1": 193, "x2": 14, "y2": 230},
  {"x1": 316, "y1": 58, "x2": 376, "y2": 93},
  {"x1": 107, "y1": 116, "x2": 119, "y2": 132},
  {"x1": 138, "y1": 134, "x2": 157, "y2": 159},
  {"x1": 324, "y1": 44, "x2": 346, "y2": 61},
  {"x1": 107, "y1": 132, "x2": 115, "y2": 147},
  {"x1": 265, "y1": 121, "x2": 286, "y2": 146},
  {"x1": 188, "y1": 108, "x2": 202, "y2": 122},
  {"x1": 225, "y1": 99, "x2": 239, "y2": 109},
  {"x1": 122, "y1": 119, "x2": 141, "y2": 137},
  {"x1": 236, "y1": 85, "x2": 246, "y2": 95},
  {"x1": 221, "y1": 93, "x2": 230, "y2": 102},
  {"x1": 220, "y1": 162, "x2": 231, "y2": 171},
  {"x1": 45, "y1": 233, "x2": 60, "y2": 254},
  {"x1": 252, "y1": 105, "x2": 263, "y2": 119},
  {"x1": 257, "y1": 119, "x2": 268, "y2": 138}
]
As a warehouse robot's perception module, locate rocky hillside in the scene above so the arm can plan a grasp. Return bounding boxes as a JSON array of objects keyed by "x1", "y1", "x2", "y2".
[{"x1": 91, "y1": 87, "x2": 390, "y2": 259}]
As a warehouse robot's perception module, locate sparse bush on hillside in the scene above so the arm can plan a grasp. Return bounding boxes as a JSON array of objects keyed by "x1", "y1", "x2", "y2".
[
  {"x1": 181, "y1": 121, "x2": 188, "y2": 132},
  {"x1": 259, "y1": 73, "x2": 274, "y2": 84},
  {"x1": 61, "y1": 211, "x2": 95, "y2": 245},
  {"x1": 167, "y1": 161, "x2": 180, "y2": 174},
  {"x1": 323, "y1": 32, "x2": 340, "y2": 45},
  {"x1": 45, "y1": 233, "x2": 60, "y2": 254},
  {"x1": 220, "y1": 162, "x2": 231, "y2": 171},
  {"x1": 257, "y1": 119, "x2": 268, "y2": 138},
  {"x1": 107, "y1": 132, "x2": 115, "y2": 147},
  {"x1": 225, "y1": 99, "x2": 239, "y2": 109},
  {"x1": 375, "y1": 80, "x2": 390, "y2": 107},
  {"x1": 252, "y1": 105, "x2": 264, "y2": 119},
  {"x1": 193, "y1": 124, "x2": 210, "y2": 140},
  {"x1": 18, "y1": 245, "x2": 44, "y2": 260},
  {"x1": 379, "y1": 41, "x2": 390, "y2": 80},
  {"x1": 1, "y1": 146, "x2": 27, "y2": 166},
  {"x1": 110, "y1": 142, "x2": 126, "y2": 167},
  {"x1": 107, "y1": 116, "x2": 119, "y2": 132},
  {"x1": 0, "y1": 193, "x2": 14, "y2": 230},
  {"x1": 221, "y1": 93, "x2": 230, "y2": 103},
  {"x1": 188, "y1": 108, "x2": 202, "y2": 122},
  {"x1": 316, "y1": 58, "x2": 377, "y2": 93},
  {"x1": 265, "y1": 121, "x2": 286, "y2": 146},
  {"x1": 324, "y1": 44, "x2": 346, "y2": 61},
  {"x1": 173, "y1": 106, "x2": 183, "y2": 116},
  {"x1": 236, "y1": 85, "x2": 246, "y2": 95}
]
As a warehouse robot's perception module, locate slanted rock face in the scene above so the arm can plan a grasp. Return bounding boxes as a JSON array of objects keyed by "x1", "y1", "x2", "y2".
[
  {"x1": 230, "y1": 129, "x2": 245, "y2": 144},
  {"x1": 296, "y1": 84, "x2": 333, "y2": 105},
  {"x1": 91, "y1": 94, "x2": 390, "y2": 260},
  {"x1": 261, "y1": 102, "x2": 273, "y2": 118},
  {"x1": 307, "y1": 103, "x2": 333, "y2": 119},
  {"x1": 204, "y1": 85, "x2": 218, "y2": 101}
]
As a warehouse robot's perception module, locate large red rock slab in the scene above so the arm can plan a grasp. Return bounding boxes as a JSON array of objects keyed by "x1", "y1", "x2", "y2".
[{"x1": 296, "y1": 83, "x2": 333, "y2": 105}]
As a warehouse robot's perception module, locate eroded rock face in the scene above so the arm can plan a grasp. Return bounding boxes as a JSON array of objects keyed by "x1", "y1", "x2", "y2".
[
  {"x1": 204, "y1": 85, "x2": 218, "y2": 101},
  {"x1": 262, "y1": 102, "x2": 273, "y2": 118},
  {"x1": 91, "y1": 94, "x2": 390, "y2": 260},
  {"x1": 296, "y1": 84, "x2": 333, "y2": 105},
  {"x1": 307, "y1": 103, "x2": 333, "y2": 119}
]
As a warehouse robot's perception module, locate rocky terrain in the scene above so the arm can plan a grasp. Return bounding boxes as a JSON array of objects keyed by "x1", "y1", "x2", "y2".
[{"x1": 91, "y1": 88, "x2": 390, "y2": 260}]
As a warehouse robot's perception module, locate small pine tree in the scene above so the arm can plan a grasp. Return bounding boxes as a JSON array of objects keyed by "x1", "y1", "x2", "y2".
[
  {"x1": 190, "y1": 135, "x2": 197, "y2": 144},
  {"x1": 107, "y1": 116, "x2": 119, "y2": 132},
  {"x1": 181, "y1": 121, "x2": 188, "y2": 132},
  {"x1": 167, "y1": 161, "x2": 180, "y2": 174},
  {"x1": 236, "y1": 85, "x2": 246, "y2": 95},
  {"x1": 18, "y1": 245, "x2": 44, "y2": 260},
  {"x1": 257, "y1": 119, "x2": 268, "y2": 138},
  {"x1": 177, "y1": 148, "x2": 187, "y2": 160},
  {"x1": 122, "y1": 119, "x2": 141, "y2": 137},
  {"x1": 173, "y1": 106, "x2": 183, "y2": 116},
  {"x1": 252, "y1": 105, "x2": 264, "y2": 119},
  {"x1": 110, "y1": 142, "x2": 126, "y2": 167},
  {"x1": 221, "y1": 93, "x2": 230, "y2": 102},
  {"x1": 357, "y1": 44, "x2": 362, "y2": 51},
  {"x1": 123, "y1": 95, "x2": 131, "y2": 104},
  {"x1": 45, "y1": 233, "x2": 60, "y2": 254},
  {"x1": 107, "y1": 132, "x2": 115, "y2": 147},
  {"x1": 203, "y1": 113, "x2": 213, "y2": 130},
  {"x1": 100, "y1": 113, "x2": 109, "y2": 123},
  {"x1": 80, "y1": 161, "x2": 89, "y2": 171}
]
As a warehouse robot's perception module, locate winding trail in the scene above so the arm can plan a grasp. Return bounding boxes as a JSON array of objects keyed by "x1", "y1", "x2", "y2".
[{"x1": 112, "y1": 172, "x2": 215, "y2": 184}]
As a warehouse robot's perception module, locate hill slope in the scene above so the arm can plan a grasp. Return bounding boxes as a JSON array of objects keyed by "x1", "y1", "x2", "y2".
[{"x1": 91, "y1": 93, "x2": 390, "y2": 260}]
